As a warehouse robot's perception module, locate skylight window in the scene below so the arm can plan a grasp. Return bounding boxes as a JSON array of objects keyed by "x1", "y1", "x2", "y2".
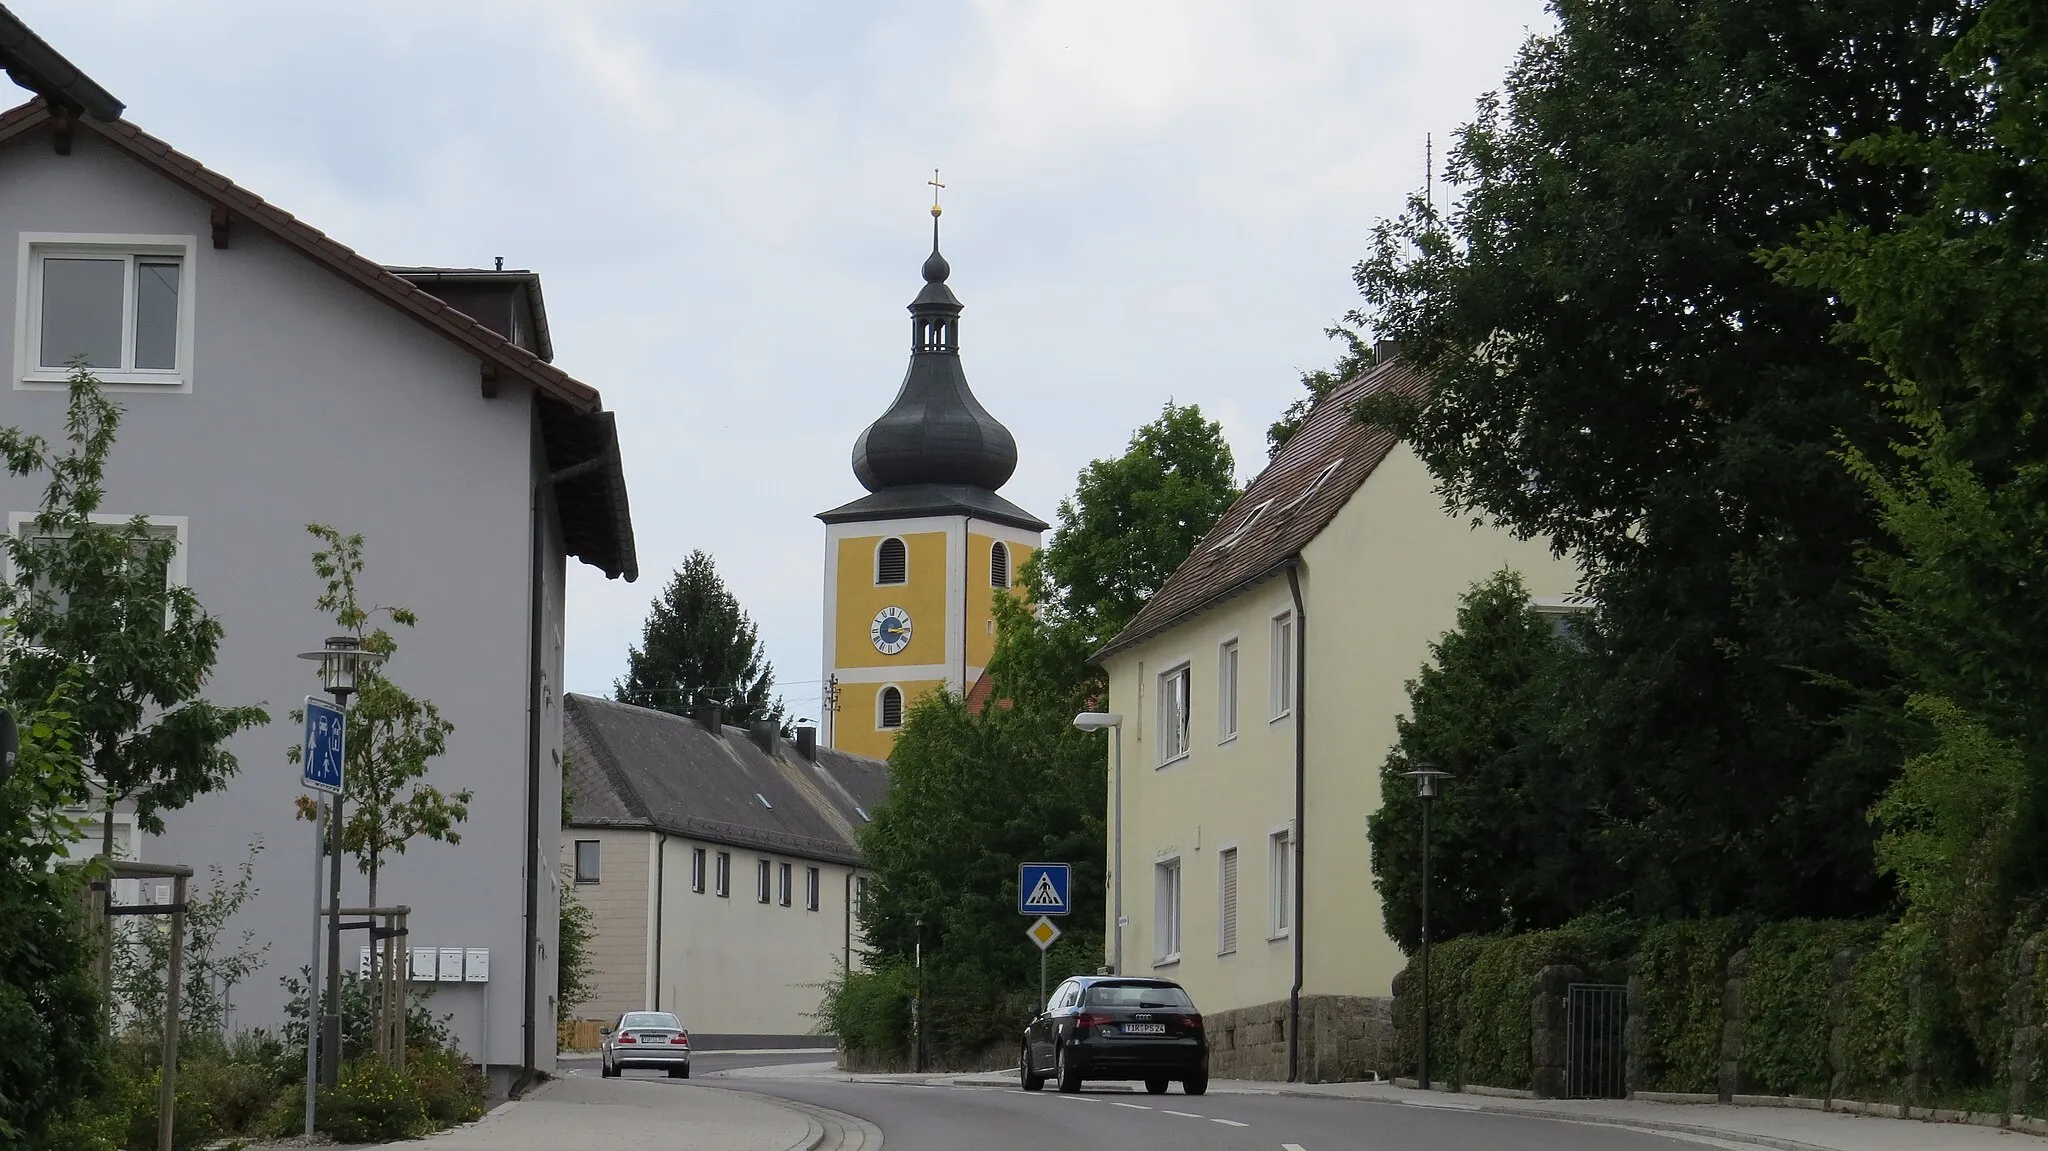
[
  {"x1": 756, "y1": 792, "x2": 774, "y2": 810},
  {"x1": 855, "y1": 806, "x2": 871, "y2": 822},
  {"x1": 1210, "y1": 500, "x2": 1274, "y2": 552}
]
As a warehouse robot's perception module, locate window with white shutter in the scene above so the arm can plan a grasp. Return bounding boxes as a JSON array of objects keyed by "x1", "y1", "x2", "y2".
[{"x1": 1218, "y1": 847, "x2": 1239, "y2": 955}]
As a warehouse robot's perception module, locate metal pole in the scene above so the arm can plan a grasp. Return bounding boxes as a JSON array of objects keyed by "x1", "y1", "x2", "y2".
[
  {"x1": 158, "y1": 874, "x2": 187, "y2": 1151},
  {"x1": 323, "y1": 790, "x2": 344, "y2": 1087},
  {"x1": 913, "y1": 929, "x2": 923, "y2": 1073},
  {"x1": 304, "y1": 801, "x2": 324, "y2": 1136},
  {"x1": 1111, "y1": 724, "x2": 1123, "y2": 975},
  {"x1": 1040, "y1": 946, "x2": 1047, "y2": 1012},
  {"x1": 1418, "y1": 793, "x2": 1433, "y2": 1092}
]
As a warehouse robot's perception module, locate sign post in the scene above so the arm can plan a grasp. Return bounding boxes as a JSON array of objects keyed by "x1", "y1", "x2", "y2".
[
  {"x1": 302, "y1": 696, "x2": 345, "y2": 1124},
  {"x1": 1020, "y1": 863, "x2": 1071, "y2": 1010}
]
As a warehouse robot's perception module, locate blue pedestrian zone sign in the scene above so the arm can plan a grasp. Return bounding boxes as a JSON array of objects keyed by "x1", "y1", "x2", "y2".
[
  {"x1": 1019, "y1": 862, "x2": 1071, "y2": 916},
  {"x1": 302, "y1": 696, "x2": 346, "y2": 795}
]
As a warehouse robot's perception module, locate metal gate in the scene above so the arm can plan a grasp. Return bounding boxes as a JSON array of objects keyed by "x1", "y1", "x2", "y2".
[{"x1": 1565, "y1": 983, "x2": 1627, "y2": 1099}]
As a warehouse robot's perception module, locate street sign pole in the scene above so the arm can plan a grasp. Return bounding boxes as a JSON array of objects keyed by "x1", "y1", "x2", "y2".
[
  {"x1": 304, "y1": 798, "x2": 324, "y2": 1136},
  {"x1": 301, "y1": 695, "x2": 348, "y2": 1091}
]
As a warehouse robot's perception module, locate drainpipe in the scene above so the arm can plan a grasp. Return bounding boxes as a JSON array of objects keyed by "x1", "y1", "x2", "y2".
[
  {"x1": 524, "y1": 445, "x2": 611, "y2": 1088},
  {"x1": 1286, "y1": 557, "x2": 1308, "y2": 1083},
  {"x1": 652, "y1": 833, "x2": 667, "y2": 1010}
]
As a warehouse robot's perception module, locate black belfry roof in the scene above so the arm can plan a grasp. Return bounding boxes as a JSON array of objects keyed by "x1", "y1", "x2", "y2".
[{"x1": 819, "y1": 211, "x2": 1046, "y2": 532}]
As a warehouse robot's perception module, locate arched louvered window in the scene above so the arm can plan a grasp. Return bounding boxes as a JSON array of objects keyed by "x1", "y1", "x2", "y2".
[
  {"x1": 876, "y1": 537, "x2": 908, "y2": 585},
  {"x1": 990, "y1": 541, "x2": 1010, "y2": 588},
  {"x1": 878, "y1": 686, "x2": 905, "y2": 729}
]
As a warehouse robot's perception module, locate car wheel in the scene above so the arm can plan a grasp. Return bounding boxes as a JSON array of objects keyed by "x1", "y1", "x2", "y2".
[
  {"x1": 601, "y1": 1057, "x2": 617, "y2": 1078},
  {"x1": 1144, "y1": 1077, "x2": 1169, "y2": 1095},
  {"x1": 1183, "y1": 1072, "x2": 1208, "y2": 1096},
  {"x1": 1020, "y1": 1046, "x2": 1045, "y2": 1092},
  {"x1": 1055, "y1": 1045, "x2": 1082, "y2": 1094},
  {"x1": 667, "y1": 1066, "x2": 687, "y2": 1079}
]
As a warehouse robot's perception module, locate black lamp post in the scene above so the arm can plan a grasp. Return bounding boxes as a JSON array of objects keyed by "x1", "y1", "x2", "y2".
[{"x1": 1401, "y1": 765, "x2": 1452, "y2": 1091}]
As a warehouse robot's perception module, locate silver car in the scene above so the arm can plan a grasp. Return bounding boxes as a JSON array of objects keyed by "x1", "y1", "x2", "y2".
[{"x1": 599, "y1": 1010, "x2": 692, "y2": 1078}]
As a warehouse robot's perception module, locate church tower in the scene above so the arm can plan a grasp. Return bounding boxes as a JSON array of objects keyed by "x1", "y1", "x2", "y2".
[{"x1": 818, "y1": 194, "x2": 1046, "y2": 757}]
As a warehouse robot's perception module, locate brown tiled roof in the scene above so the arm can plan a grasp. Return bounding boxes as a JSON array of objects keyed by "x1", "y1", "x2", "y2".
[
  {"x1": 563, "y1": 694, "x2": 890, "y2": 867},
  {"x1": 0, "y1": 99, "x2": 638, "y2": 581},
  {"x1": 1096, "y1": 358, "x2": 1427, "y2": 659}
]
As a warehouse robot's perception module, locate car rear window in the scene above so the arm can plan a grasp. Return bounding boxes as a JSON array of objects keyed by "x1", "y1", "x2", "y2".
[
  {"x1": 620, "y1": 1012, "x2": 680, "y2": 1030},
  {"x1": 1083, "y1": 983, "x2": 1194, "y2": 1009}
]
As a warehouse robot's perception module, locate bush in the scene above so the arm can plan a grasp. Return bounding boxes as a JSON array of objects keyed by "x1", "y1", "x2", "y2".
[
  {"x1": 410, "y1": 1045, "x2": 486, "y2": 1126},
  {"x1": 819, "y1": 960, "x2": 915, "y2": 1064},
  {"x1": 119, "y1": 1067, "x2": 218, "y2": 1151},
  {"x1": 1634, "y1": 918, "x2": 1746, "y2": 1093},
  {"x1": 316, "y1": 1057, "x2": 428, "y2": 1143},
  {"x1": 1394, "y1": 935, "x2": 1483, "y2": 1085},
  {"x1": 1457, "y1": 914, "x2": 1638, "y2": 1089},
  {"x1": 1739, "y1": 919, "x2": 1884, "y2": 1097},
  {"x1": 180, "y1": 1056, "x2": 278, "y2": 1134}
]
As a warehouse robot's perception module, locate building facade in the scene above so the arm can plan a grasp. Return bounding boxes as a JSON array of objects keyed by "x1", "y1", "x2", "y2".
[
  {"x1": 0, "y1": 91, "x2": 636, "y2": 1090},
  {"x1": 1094, "y1": 355, "x2": 1578, "y2": 1076},
  {"x1": 562, "y1": 695, "x2": 887, "y2": 1035},
  {"x1": 817, "y1": 211, "x2": 1043, "y2": 758}
]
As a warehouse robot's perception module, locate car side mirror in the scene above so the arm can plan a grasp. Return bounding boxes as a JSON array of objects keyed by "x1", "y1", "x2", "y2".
[{"x1": 599, "y1": 1027, "x2": 613, "y2": 1036}]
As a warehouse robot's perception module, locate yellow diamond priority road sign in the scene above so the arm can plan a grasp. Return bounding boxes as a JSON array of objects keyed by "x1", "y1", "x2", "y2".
[{"x1": 1027, "y1": 915, "x2": 1061, "y2": 951}]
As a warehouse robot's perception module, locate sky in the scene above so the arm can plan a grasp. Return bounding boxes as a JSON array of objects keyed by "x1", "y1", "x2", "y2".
[{"x1": 10, "y1": 0, "x2": 1554, "y2": 724}]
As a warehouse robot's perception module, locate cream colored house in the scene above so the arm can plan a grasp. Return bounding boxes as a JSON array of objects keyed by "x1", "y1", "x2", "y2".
[
  {"x1": 561, "y1": 695, "x2": 887, "y2": 1038},
  {"x1": 1093, "y1": 353, "x2": 1577, "y2": 1079}
]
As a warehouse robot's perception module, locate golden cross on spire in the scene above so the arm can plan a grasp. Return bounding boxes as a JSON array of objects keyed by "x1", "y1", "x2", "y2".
[{"x1": 929, "y1": 168, "x2": 945, "y2": 217}]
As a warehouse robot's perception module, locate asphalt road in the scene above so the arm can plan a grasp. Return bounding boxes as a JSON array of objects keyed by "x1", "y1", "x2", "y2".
[
  {"x1": 686, "y1": 1066, "x2": 1736, "y2": 1151},
  {"x1": 557, "y1": 1046, "x2": 835, "y2": 1078}
]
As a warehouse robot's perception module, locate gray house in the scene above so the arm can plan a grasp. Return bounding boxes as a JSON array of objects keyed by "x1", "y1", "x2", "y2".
[
  {"x1": 561, "y1": 696, "x2": 886, "y2": 1037},
  {"x1": 0, "y1": 60, "x2": 636, "y2": 1091}
]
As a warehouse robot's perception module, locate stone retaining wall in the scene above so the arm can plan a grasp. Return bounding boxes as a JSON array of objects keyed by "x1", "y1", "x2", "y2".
[{"x1": 1203, "y1": 994, "x2": 1396, "y2": 1082}]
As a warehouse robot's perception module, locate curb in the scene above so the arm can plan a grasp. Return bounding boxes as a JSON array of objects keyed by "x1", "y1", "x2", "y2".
[
  {"x1": 718, "y1": 1088, "x2": 884, "y2": 1151},
  {"x1": 1274, "y1": 1090, "x2": 1834, "y2": 1151}
]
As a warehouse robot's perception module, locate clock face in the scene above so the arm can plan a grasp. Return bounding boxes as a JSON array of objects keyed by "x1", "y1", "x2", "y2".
[{"x1": 870, "y1": 606, "x2": 913, "y2": 655}]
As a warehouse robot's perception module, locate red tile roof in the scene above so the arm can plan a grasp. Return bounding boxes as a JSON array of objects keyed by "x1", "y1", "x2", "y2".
[{"x1": 1096, "y1": 359, "x2": 1427, "y2": 659}]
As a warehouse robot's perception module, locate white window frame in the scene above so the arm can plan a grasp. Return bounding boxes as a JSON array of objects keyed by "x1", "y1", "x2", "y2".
[
  {"x1": 805, "y1": 866, "x2": 821, "y2": 911},
  {"x1": 573, "y1": 840, "x2": 600, "y2": 884},
  {"x1": 1153, "y1": 855, "x2": 1183, "y2": 966},
  {"x1": 1270, "y1": 611, "x2": 1295, "y2": 721},
  {"x1": 1269, "y1": 826, "x2": 1293, "y2": 940},
  {"x1": 17, "y1": 233, "x2": 198, "y2": 392},
  {"x1": 874, "y1": 536, "x2": 908, "y2": 586},
  {"x1": 877, "y1": 684, "x2": 905, "y2": 730},
  {"x1": 756, "y1": 858, "x2": 772, "y2": 904},
  {"x1": 778, "y1": 861, "x2": 793, "y2": 907},
  {"x1": 1217, "y1": 843, "x2": 1239, "y2": 956},
  {"x1": 1217, "y1": 636, "x2": 1240, "y2": 743},
  {"x1": 9, "y1": 513, "x2": 190, "y2": 588},
  {"x1": 990, "y1": 541, "x2": 1010, "y2": 588},
  {"x1": 1156, "y1": 661, "x2": 1191, "y2": 766},
  {"x1": 714, "y1": 851, "x2": 731, "y2": 898},
  {"x1": 690, "y1": 847, "x2": 707, "y2": 893}
]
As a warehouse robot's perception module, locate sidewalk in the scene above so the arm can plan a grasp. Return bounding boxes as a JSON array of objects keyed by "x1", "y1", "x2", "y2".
[
  {"x1": 904, "y1": 1069, "x2": 2038, "y2": 1150},
  {"x1": 404, "y1": 1075, "x2": 825, "y2": 1150}
]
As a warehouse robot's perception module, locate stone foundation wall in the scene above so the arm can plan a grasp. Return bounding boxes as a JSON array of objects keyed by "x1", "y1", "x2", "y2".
[{"x1": 1203, "y1": 995, "x2": 1396, "y2": 1083}]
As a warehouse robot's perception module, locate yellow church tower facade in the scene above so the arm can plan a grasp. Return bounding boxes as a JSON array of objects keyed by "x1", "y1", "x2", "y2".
[{"x1": 818, "y1": 207, "x2": 1045, "y2": 758}]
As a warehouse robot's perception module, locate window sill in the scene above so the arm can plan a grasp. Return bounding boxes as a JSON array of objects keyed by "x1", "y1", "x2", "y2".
[
  {"x1": 574, "y1": 878, "x2": 599, "y2": 886},
  {"x1": 1153, "y1": 955, "x2": 1181, "y2": 968},
  {"x1": 1217, "y1": 734, "x2": 1238, "y2": 747},
  {"x1": 1269, "y1": 710, "x2": 1292, "y2": 724},
  {"x1": 1156, "y1": 752, "x2": 1191, "y2": 770},
  {"x1": 1267, "y1": 930, "x2": 1291, "y2": 943},
  {"x1": 20, "y1": 371, "x2": 188, "y2": 392},
  {"x1": 1217, "y1": 947, "x2": 1237, "y2": 958}
]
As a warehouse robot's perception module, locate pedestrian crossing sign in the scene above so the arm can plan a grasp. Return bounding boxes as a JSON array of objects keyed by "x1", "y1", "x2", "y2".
[{"x1": 1019, "y1": 862, "x2": 1071, "y2": 916}]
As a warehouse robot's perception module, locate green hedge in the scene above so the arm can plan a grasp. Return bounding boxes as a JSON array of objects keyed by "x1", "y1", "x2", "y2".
[
  {"x1": 1634, "y1": 918, "x2": 1745, "y2": 1094},
  {"x1": 1458, "y1": 914, "x2": 1639, "y2": 1089},
  {"x1": 1398, "y1": 935, "x2": 1483, "y2": 1085},
  {"x1": 1739, "y1": 919, "x2": 1884, "y2": 1097}
]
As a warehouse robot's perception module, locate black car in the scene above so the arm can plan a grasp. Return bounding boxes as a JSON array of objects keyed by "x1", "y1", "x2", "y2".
[{"x1": 1020, "y1": 976, "x2": 1207, "y2": 1095}]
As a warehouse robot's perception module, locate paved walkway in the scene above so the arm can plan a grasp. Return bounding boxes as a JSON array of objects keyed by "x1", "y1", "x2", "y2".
[
  {"x1": 881, "y1": 1069, "x2": 2041, "y2": 1151},
  {"x1": 406, "y1": 1075, "x2": 823, "y2": 1150}
]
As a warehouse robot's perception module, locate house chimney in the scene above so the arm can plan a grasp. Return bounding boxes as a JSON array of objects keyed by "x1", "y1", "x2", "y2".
[
  {"x1": 696, "y1": 703, "x2": 723, "y2": 734},
  {"x1": 1374, "y1": 338, "x2": 1400, "y2": 365},
  {"x1": 749, "y1": 719, "x2": 778, "y2": 754},
  {"x1": 795, "y1": 725, "x2": 817, "y2": 762}
]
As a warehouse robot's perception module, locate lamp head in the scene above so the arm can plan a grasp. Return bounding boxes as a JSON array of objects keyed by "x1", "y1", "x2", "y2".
[
  {"x1": 1401, "y1": 765, "x2": 1453, "y2": 798},
  {"x1": 1073, "y1": 711, "x2": 1123, "y2": 732}
]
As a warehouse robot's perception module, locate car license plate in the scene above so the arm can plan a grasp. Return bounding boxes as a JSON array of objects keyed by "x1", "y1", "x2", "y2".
[{"x1": 1123, "y1": 1023, "x2": 1166, "y2": 1034}]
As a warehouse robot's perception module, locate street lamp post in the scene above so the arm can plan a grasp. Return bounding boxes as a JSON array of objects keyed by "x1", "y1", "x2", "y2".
[
  {"x1": 1401, "y1": 765, "x2": 1452, "y2": 1091},
  {"x1": 297, "y1": 636, "x2": 384, "y2": 1091},
  {"x1": 1073, "y1": 712, "x2": 1124, "y2": 975}
]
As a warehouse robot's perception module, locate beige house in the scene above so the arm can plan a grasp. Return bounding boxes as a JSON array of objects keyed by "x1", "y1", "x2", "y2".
[
  {"x1": 561, "y1": 695, "x2": 887, "y2": 1038},
  {"x1": 1093, "y1": 353, "x2": 1577, "y2": 1079}
]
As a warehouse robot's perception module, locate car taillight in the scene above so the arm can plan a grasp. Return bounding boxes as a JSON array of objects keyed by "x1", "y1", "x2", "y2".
[
  {"x1": 1075, "y1": 1013, "x2": 1116, "y2": 1029},
  {"x1": 1184, "y1": 1015, "x2": 1204, "y2": 1031},
  {"x1": 671, "y1": 1035, "x2": 688, "y2": 1045},
  {"x1": 618, "y1": 1035, "x2": 637, "y2": 1044}
]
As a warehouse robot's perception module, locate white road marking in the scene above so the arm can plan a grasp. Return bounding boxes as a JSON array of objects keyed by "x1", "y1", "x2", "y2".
[
  {"x1": 1107, "y1": 1101, "x2": 1151, "y2": 1110},
  {"x1": 1162, "y1": 1109, "x2": 1203, "y2": 1118},
  {"x1": 1211, "y1": 1118, "x2": 1250, "y2": 1127},
  {"x1": 1283, "y1": 1144, "x2": 1309, "y2": 1151}
]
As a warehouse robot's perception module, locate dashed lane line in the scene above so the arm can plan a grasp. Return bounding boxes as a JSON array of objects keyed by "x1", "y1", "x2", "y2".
[
  {"x1": 1106, "y1": 1101, "x2": 1151, "y2": 1109},
  {"x1": 1211, "y1": 1118, "x2": 1249, "y2": 1127},
  {"x1": 1283, "y1": 1144, "x2": 1309, "y2": 1151},
  {"x1": 1162, "y1": 1110, "x2": 1203, "y2": 1118}
]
